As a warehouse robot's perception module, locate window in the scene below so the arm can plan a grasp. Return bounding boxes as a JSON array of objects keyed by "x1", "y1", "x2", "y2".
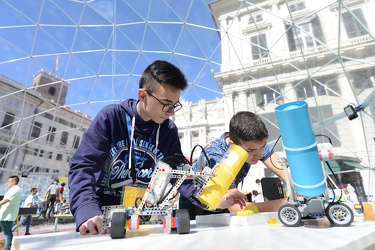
[
  {"x1": 351, "y1": 73, "x2": 374, "y2": 95},
  {"x1": 1, "y1": 112, "x2": 15, "y2": 130},
  {"x1": 192, "y1": 131, "x2": 199, "y2": 138},
  {"x1": 60, "y1": 131, "x2": 68, "y2": 146},
  {"x1": 286, "y1": 17, "x2": 325, "y2": 51},
  {"x1": 46, "y1": 126, "x2": 56, "y2": 143},
  {"x1": 30, "y1": 121, "x2": 42, "y2": 138},
  {"x1": 249, "y1": 13, "x2": 263, "y2": 24},
  {"x1": 289, "y1": 1, "x2": 306, "y2": 12},
  {"x1": 33, "y1": 148, "x2": 38, "y2": 156},
  {"x1": 296, "y1": 80, "x2": 327, "y2": 99},
  {"x1": 44, "y1": 113, "x2": 53, "y2": 120},
  {"x1": 251, "y1": 34, "x2": 268, "y2": 60},
  {"x1": 25, "y1": 148, "x2": 34, "y2": 155},
  {"x1": 56, "y1": 154, "x2": 63, "y2": 161},
  {"x1": 39, "y1": 149, "x2": 44, "y2": 157},
  {"x1": 343, "y1": 9, "x2": 368, "y2": 38},
  {"x1": 326, "y1": 79, "x2": 341, "y2": 96},
  {"x1": 48, "y1": 87, "x2": 56, "y2": 96},
  {"x1": 0, "y1": 147, "x2": 7, "y2": 154},
  {"x1": 48, "y1": 151, "x2": 53, "y2": 159},
  {"x1": 261, "y1": 86, "x2": 281, "y2": 105},
  {"x1": 73, "y1": 135, "x2": 80, "y2": 149}
]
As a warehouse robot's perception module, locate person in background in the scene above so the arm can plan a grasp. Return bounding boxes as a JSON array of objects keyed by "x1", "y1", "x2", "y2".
[
  {"x1": 42, "y1": 179, "x2": 59, "y2": 219},
  {"x1": 255, "y1": 179, "x2": 263, "y2": 194},
  {"x1": 11, "y1": 187, "x2": 38, "y2": 235},
  {"x1": 180, "y1": 111, "x2": 287, "y2": 217},
  {"x1": 0, "y1": 176, "x2": 22, "y2": 250},
  {"x1": 54, "y1": 183, "x2": 66, "y2": 215},
  {"x1": 22, "y1": 188, "x2": 38, "y2": 235},
  {"x1": 346, "y1": 183, "x2": 358, "y2": 202},
  {"x1": 255, "y1": 179, "x2": 264, "y2": 202},
  {"x1": 252, "y1": 190, "x2": 264, "y2": 203},
  {"x1": 59, "y1": 183, "x2": 65, "y2": 203}
]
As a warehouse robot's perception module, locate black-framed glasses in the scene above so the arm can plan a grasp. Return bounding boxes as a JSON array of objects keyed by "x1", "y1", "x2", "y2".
[{"x1": 145, "y1": 90, "x2": 183, "y2": 112}]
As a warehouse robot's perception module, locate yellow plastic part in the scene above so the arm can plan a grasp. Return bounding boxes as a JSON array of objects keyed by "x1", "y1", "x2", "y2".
[
  {"x1": 244, "y1": 204, "x2": 259, "y2": 213},
  {"x1": 199, "y1": 144, "x2": 248, "y2": 210},
  {"x1": 267, "y1": 218, "x2": 277, "y2": 224},
  {"x1": 122, "y1": 186, "x2": 146, "y2": 208},
  {"x1": 236, "y1": 210, "x2": 254, "y2": 216}
]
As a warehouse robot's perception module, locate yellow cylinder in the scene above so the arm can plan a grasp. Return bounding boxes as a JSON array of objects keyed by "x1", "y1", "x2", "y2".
[{"x1": 198, "y1": 144, "x2": 248, "y2": 210}]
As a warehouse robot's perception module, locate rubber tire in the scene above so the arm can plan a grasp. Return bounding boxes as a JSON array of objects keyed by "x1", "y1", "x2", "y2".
[
  {"x1": 176, "y1": 209, "x2": 190, "y2": 234},
  {"x1": 110, "y1": 212, "x2": 126, "y2": 239},
  {"x1": 325, "y1": 202, "x2": 354, "y2": 227},
  {"x1": 278, "y1": 204, "x2": 302, "y2": 227}
]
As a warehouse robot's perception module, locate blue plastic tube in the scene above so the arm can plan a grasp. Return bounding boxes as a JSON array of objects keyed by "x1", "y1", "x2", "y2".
[{"x1": 275, "y1": 101, "x2": 326, "y2": 197}]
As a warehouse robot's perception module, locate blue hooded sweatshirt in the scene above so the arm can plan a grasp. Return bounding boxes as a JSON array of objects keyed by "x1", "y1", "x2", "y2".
[{"x1": 68, "y1": 99, "x2": 184, "y2": 231}]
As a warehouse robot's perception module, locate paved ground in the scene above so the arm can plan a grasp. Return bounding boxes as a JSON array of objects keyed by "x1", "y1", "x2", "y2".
[
  {"x1": 1, "y1": 219, "x2": 76, "y2": 238},
  {"x1": 0, "y1": 218, "x2": 75, "y2": 250}
]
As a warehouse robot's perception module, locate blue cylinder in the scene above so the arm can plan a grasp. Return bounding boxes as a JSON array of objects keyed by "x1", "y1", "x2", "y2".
[{"x1": 275, "y1": 101, "x2": 326, "y2": 197}]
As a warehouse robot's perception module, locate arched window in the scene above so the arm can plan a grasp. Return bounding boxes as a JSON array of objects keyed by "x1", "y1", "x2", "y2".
[{"x1": 49, "y1": 87, "x2": 56, "y2": 96}]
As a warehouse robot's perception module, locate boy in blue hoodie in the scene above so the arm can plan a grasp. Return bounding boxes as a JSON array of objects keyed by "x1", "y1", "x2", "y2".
[{"x1": 69, "y1": 60, "x2": 190, "y2": 235}]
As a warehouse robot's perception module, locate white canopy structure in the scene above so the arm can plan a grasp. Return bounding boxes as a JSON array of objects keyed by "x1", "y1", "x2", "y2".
[{"x1": 0, "y1": 0, "x2": 373, "y2": 199}]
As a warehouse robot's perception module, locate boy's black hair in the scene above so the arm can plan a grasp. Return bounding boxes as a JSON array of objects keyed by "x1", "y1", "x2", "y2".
[
  {"x1": 229, "y1": 111, "x2": 268, "y2": 144},
  {"x1": 139, "y1": 60, "x2": 188, "y2": 92}
]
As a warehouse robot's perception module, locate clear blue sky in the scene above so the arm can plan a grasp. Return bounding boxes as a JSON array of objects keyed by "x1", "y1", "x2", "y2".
[{"x1": 0, "y1": 0, "x2": 222, "y2": 118}]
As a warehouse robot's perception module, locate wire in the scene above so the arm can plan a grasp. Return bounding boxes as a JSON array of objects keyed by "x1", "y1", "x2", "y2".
[
  {"x1": 189, "y1": 144, "x2": 210, "y2": 167},
  {"x1": 269, "y1": 135, "x2": 286, "y2": 170},
  {"x1": 313, "y1": 134, "x2": 344, "y2": 203},
  {"x1": 324, "y1": 161, "x2": 344, "y2": 203},
  {"x1": 162, "y1": 153, "x2": 190, "y2": 168},
  {"x1": 157, "y1": 145, "x2": 210, "y2": 206},
  {"x1": 315, "y1": 134, "x2": 332, "y2": 144}
]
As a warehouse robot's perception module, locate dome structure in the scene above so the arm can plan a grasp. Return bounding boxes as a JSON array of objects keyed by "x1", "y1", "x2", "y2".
[{"x1": 0, "y1": 0, "x2": 374, "y2": 198}]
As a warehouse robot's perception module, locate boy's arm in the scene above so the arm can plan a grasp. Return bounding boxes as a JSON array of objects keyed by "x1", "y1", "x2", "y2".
[{"x1": 262, "y1": 152, "x2": 286, "y2": 182}]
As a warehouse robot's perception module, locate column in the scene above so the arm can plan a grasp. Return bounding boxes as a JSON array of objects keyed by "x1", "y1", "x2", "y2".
[
  {"x1": 238, "y1": 90, "x2": 248, "y2": 111},
  {"x1": 223, "y1": 90, "x2": 234, "y2": 130},
  {"x1": 199, "y1": 127, "x2": 207, "y2": 146},
  {"x1": 183, "y1": 131, "x2": 191, "y2": 156},
  {"x1": 219, "y1": 16, "x2": 230, "y2": 66},
  {"x1": 282, "y1": 82, "x2": 296, "y2": 103}
]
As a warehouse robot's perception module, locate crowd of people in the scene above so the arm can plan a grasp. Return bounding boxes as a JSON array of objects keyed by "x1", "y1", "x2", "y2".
[{"x1": 0, "y1": 177, "x2": 68, "y2": 250}]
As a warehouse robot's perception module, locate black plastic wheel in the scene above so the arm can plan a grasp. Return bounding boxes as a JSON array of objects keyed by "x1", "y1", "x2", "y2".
[
  {"x1": 278, "y1": 204, "x2": 302, "y2": 227},
  {"x1": 325, "y1": 202, "x2": 354, "y2": 227},
  {"x1": 176, "y1": 209, "x2": 190, "y2": 234},
  {"x1": 110, "y1": 212, "x2": 127, "y2": 239}
]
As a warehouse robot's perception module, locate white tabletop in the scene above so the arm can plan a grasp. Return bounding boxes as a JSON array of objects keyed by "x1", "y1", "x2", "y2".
[{"x1": 12, "y1": 216, "x2": 375, "y2": 250}]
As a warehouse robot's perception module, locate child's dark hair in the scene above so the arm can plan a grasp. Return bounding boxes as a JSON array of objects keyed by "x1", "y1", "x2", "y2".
[
  {"x1": 139, "y1": 60, "x2": 188, "y2": 92},
  {"x1": 229, "y1": 111, "x2": 268, "y2": 144}
]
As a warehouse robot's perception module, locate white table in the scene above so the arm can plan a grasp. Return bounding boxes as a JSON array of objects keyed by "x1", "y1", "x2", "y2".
[
  {"x1": 53, "y1": 214, "x2": 74, "y2": 233},
  {"x1": 12, "y1": 217, "x2": 375, "y2": 250}
]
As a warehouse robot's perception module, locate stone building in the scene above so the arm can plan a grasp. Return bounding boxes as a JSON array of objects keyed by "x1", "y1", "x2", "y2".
[
  {"x1": 0, "y1": 70, "x2": 91, "y2": 185},
  {"x1": 174, "y1": 0, "x2": 375, "y2": 196}
]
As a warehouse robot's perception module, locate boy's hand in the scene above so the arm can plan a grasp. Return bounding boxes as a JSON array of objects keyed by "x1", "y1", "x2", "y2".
[
  {"x1": 79, "y1": 215, "x2": 110, "y2": 235},
  {"x1": 217, "y1": 189, "x2": 248, "y2": 210}
]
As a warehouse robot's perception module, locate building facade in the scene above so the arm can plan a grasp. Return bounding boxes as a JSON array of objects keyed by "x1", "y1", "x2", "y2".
[
  {"x1": 0, "y1": 70, "x2": 92, "y2": 185},
  {"x1": 175, "y1": 0, "x2": 375, "y2": 195}
]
